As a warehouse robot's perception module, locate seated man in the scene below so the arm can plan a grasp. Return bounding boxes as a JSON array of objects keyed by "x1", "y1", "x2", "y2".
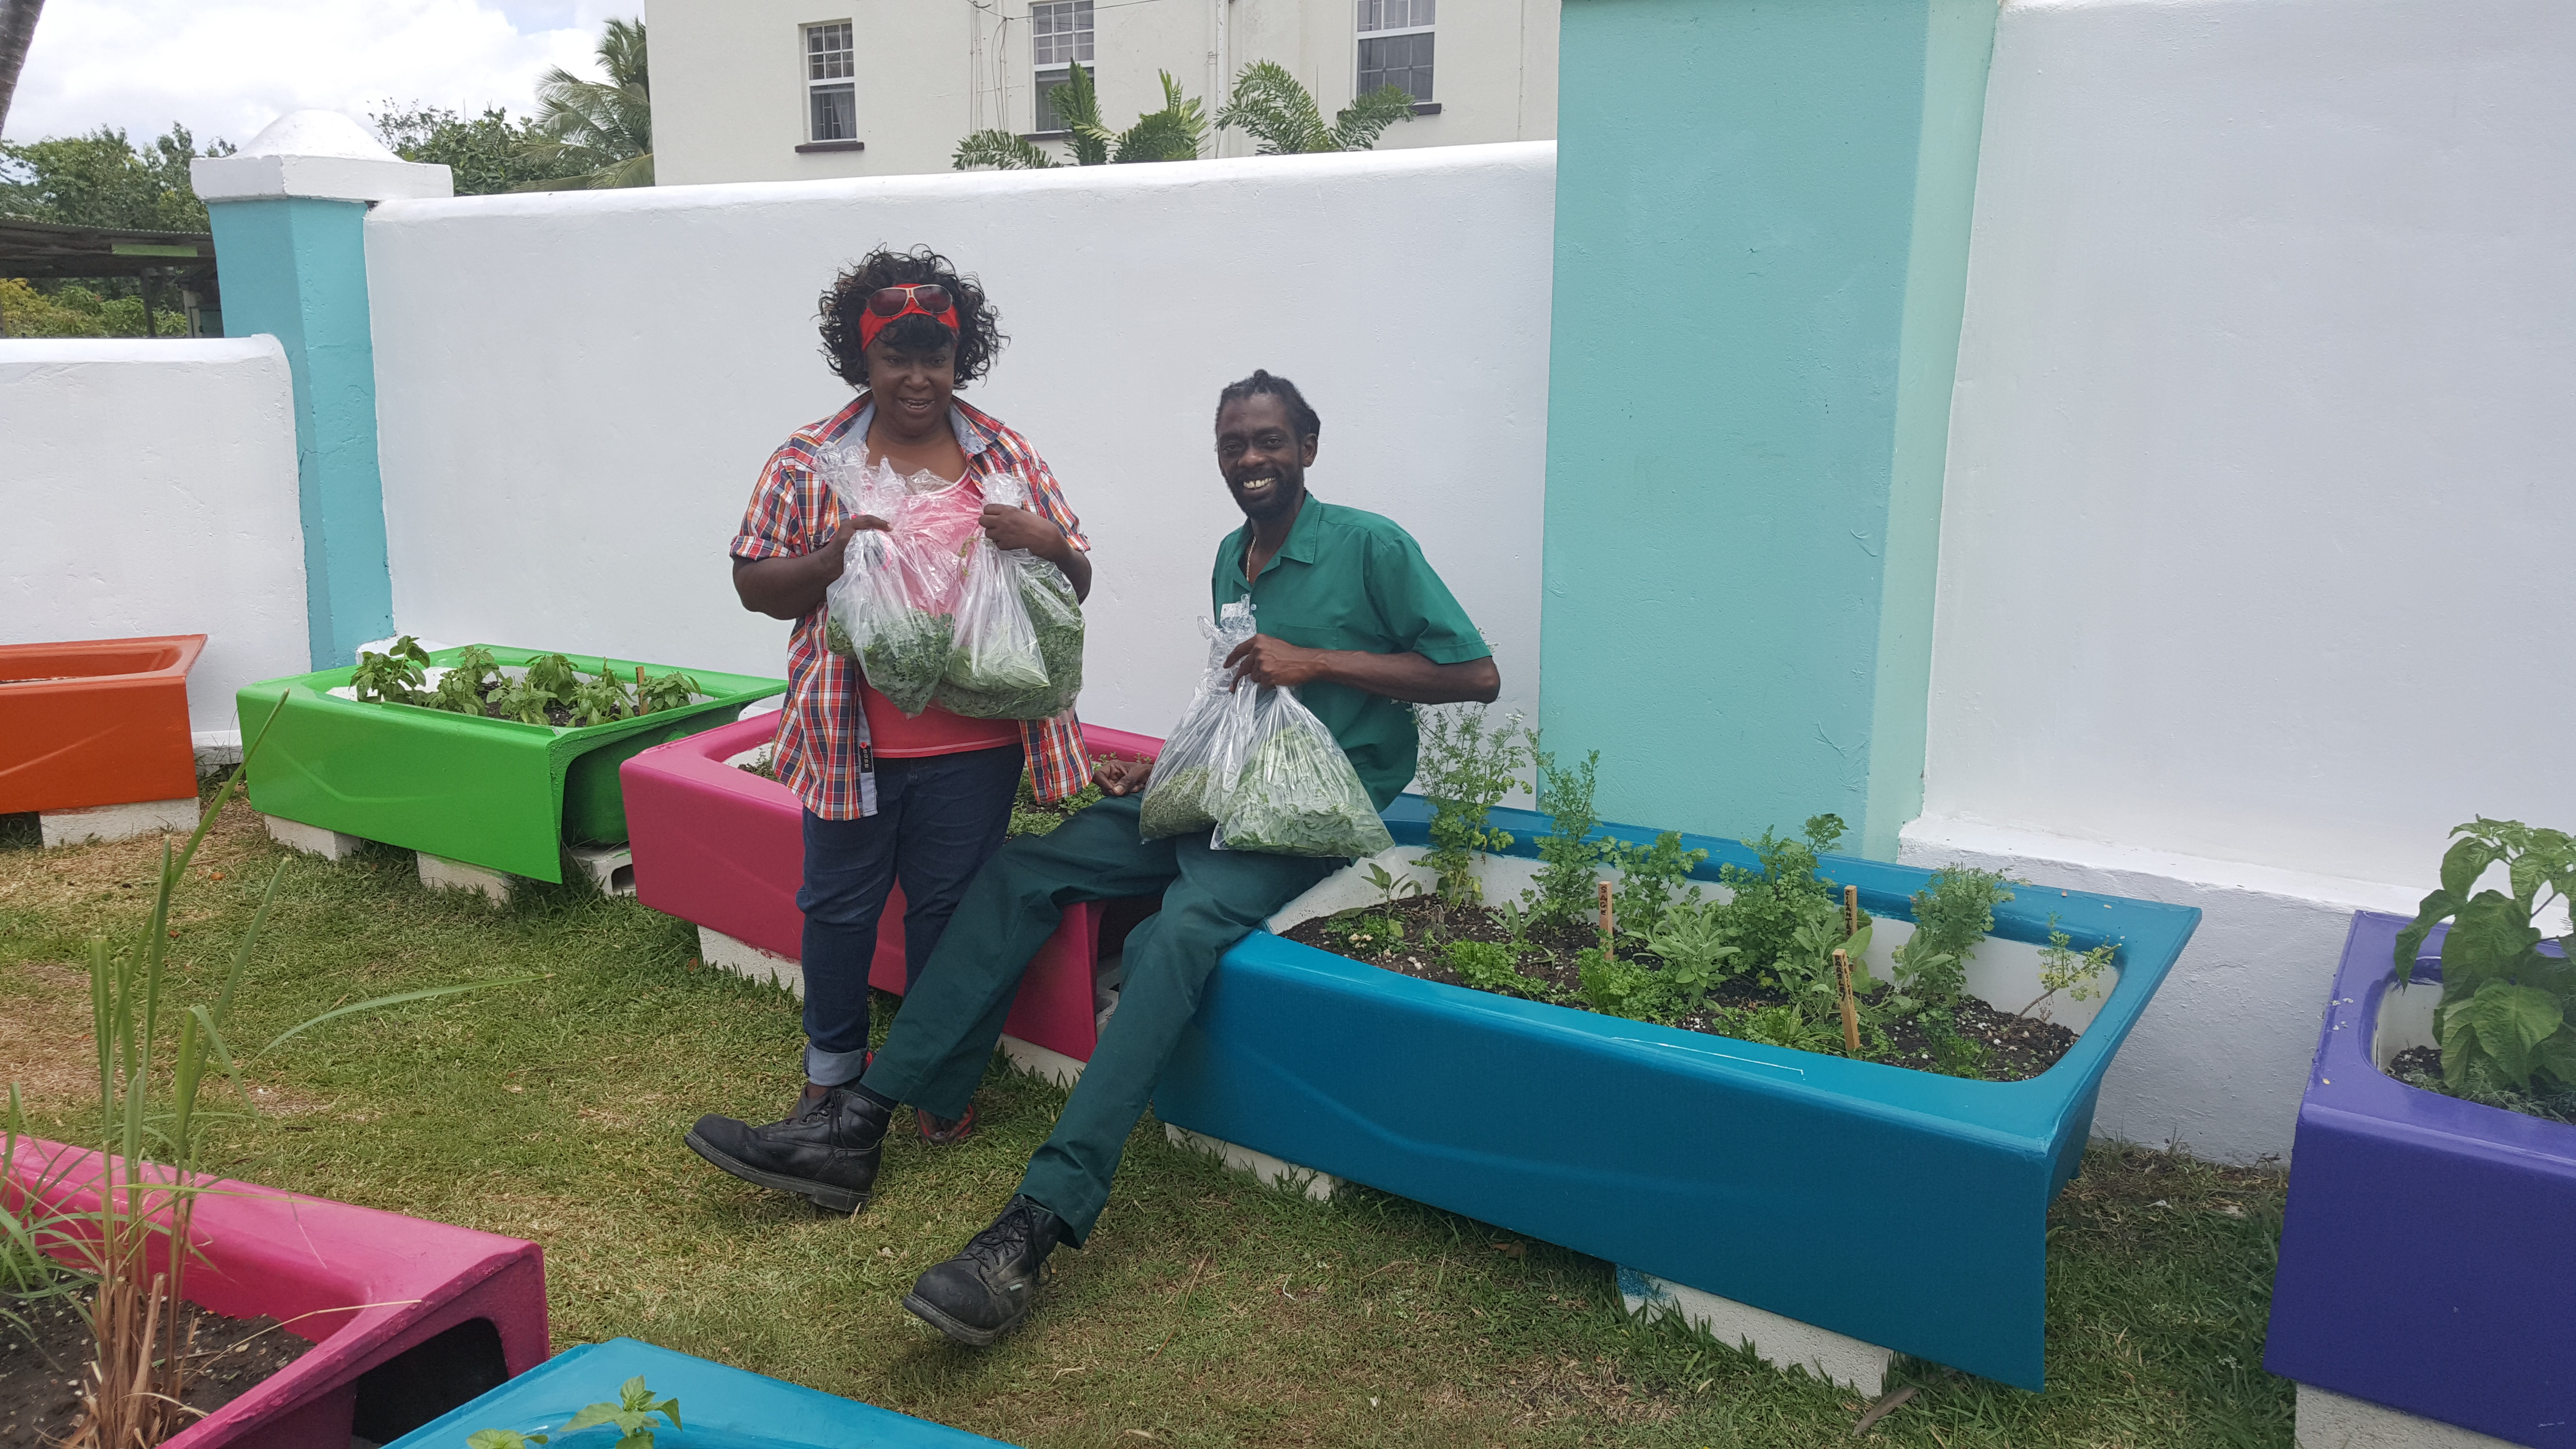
[{"x1": 687, "y1": 369, "x2": 1500, "y2": 1346}]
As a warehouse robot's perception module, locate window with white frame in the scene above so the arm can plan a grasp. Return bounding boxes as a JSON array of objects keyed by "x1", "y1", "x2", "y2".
[
  {"x1": 1030, "y1": 0, "x2": 1094, "y2": 132},
  {"x1": 805, "y1": 21, "x2": 856, "y2": 141},
  {"x1": 1356, "y1": 0, "x2": 1433, "y2": 104}
]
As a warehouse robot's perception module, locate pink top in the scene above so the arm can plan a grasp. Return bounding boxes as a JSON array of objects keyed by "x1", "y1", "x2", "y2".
[{"x1": 860, "y1": 689, "x2": 1022, "y2": 757}]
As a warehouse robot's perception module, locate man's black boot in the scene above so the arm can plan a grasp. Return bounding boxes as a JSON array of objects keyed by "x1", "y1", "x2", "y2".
[
  {"x1": 684, "y1": 1083, "x2": 890, "y2": 1214},
  {"x1": 902, "y1": 1195, "x2": 1066, "y2": 1347}
]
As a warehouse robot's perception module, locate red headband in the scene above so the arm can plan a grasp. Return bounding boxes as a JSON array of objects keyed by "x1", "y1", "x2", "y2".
[{"x1": 858, "y1": 284, "x2": 961, "y2": 353}]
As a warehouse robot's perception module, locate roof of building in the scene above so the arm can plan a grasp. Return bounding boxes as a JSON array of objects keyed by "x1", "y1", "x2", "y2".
[{"x1": 0, "y1": 217, "x2": 217, "y2": 280}]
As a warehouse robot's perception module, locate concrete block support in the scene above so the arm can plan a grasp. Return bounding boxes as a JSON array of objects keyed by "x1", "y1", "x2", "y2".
[
  {"x1": 193, "y1": 113, "x2": 450, "y2": 671},
  {"x1": 1539, "y1": 0, "x2": 1996, "y2": 856},
  {"x1": 418, "y1": 852, "x2": 511, "y2": 903},
  {"x1": 1618, "y1": 1267, "x2": 1892, "y2": 1396},
  {"x1": 263, "y1": 813, "x2": 366, "y2": 860},
  {"x1": 40, "y1": 799, "x2": 199, "y2": 848},
  {"x1": 2293, "y1": 1384, "x2": 2526, "y2": 1449}
]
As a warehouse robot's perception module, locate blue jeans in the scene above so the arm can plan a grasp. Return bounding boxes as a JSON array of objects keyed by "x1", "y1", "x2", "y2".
[{"x1": 797, "y1": 743, "x2": 1024, "y2": 1086}]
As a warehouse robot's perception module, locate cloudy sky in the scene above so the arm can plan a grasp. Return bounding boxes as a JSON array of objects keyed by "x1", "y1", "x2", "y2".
[{"x1": 3, "y1": 0, "x2": 637, "y2": 147}]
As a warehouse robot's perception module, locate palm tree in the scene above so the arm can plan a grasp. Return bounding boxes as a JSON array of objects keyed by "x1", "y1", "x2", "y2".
[
  {"x1": 952, "y1": 63, "x2": 1206, "y2": 170},
  {"x1": 1216, "y1": 61, "x2": 1416, "y2": 155},
  {"x1": 0, "y1": 0, "x2": 45, "y2": 134},
  {"x1": 516, "y1": 17, "x2": 653, "y2": 189}
]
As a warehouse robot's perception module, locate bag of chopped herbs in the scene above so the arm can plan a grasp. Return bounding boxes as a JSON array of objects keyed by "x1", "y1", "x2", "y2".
[
  {"x1": 936, "y1": 474, "x2": 1086, "y2": 719},
  {"x1": 1139, "y1": 601, "x2": 1262, "y2": 840},
  {"x1": 815, "y1": 446, "x2": 965, "y2": 716},
  {"x1": 1213, "y1": 682, "x2": 1394, "y2": 859}
]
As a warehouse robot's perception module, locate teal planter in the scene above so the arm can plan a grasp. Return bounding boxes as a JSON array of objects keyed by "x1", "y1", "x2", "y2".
[{"x1": 1153, "y1": 799, "x2": 2196, "y2": 1390}]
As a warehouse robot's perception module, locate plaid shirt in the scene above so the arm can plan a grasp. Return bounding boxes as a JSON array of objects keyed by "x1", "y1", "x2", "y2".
[{"x1": 730, "y1": 394, "x2": 1094, "y2": 820}]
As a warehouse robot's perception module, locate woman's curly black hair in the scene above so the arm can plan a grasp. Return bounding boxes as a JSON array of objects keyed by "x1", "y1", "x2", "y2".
[{"x1": 818, "y1": 245, "x2": 1006, "y2": 390}]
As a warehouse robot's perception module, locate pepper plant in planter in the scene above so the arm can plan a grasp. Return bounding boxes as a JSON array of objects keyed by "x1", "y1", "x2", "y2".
[
  {"x1": 237, "y1": 641, "x2": 785, "y2": 882},
  {"x1": 2266, "y1": 819, "x2": 2576, "y2": 1448},
  {"x1": 1151, "y1": 710, "x2": 2197, "y2": 1390}
]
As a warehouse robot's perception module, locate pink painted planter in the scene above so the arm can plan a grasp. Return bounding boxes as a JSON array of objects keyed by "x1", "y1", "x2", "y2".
[
  {"x1": 621, "y1": 714, "x2": 1164, "y2": 1064},
  {"x1": 3, "y1": 1138, "x2": 548, "y2": 1448}
]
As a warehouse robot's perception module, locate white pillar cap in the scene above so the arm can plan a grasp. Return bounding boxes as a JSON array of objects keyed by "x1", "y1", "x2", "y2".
[{"x1": 192, "y1": 110, "x2": 454, "y2": 203}]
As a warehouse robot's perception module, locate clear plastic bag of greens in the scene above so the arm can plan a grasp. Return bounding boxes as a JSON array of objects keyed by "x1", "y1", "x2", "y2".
[
  {"x1": 815, "y1": 446, "x2": 962, "y2": 716},
  {"x1": 936, "y1": 473, "x2": 1085, "y2": 720},
  {"x1": 1213, "y1": 681, "x2": 1395, "y2": 859},
  {"x1": 1138, "y1": 601, "x2": 1261, "y2": 840}
]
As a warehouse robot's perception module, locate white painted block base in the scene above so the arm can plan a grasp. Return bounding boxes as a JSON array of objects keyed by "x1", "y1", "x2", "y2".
[
  {"x1": 2294, "y1": 1383, "x2": 2523, "y2": 1449},
  {"x1": 999, "y1": 1033, "x2": 1086, "y2": 1089},
  {"x1": 1164, "y1": 1124, "x2": 1339, "y2": 1202},
  {"x1": 1618, "y1": 1266, "x2": 1890, "y2": 1396},
  {"x1": 570, "y1": 843, "x2": 635, "y2": 897},
  {"x1": 698, "y1": 926, "x2": 801, "y2": 993},
  {"x1": 263, "y1": 813, "x2": 366, "y2": 860},
  {"x1": 40, "y1": 798, "x2": 199, "y2": 847},
  {"x1": 418, "y1": 852, "x2": 511, "y2": 903}
]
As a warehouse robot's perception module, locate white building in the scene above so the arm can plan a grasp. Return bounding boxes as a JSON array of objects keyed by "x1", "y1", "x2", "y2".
[{"x1": 648, "y1": 0, "x2": 1560, "y2": 184}]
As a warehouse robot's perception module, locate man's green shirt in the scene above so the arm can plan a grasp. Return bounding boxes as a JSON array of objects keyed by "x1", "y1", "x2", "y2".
[{"x1": 1211, "y1": 496, "x2": 1490, "y2": 810}]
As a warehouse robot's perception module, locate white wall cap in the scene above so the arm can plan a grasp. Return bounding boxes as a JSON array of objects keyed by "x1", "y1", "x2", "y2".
[
  {"x1": 193, "y1": 111, "x2": 453, "y2": 203},
  {"x1": 239, "y1": 109, "x2": 402, "y2": 160}
]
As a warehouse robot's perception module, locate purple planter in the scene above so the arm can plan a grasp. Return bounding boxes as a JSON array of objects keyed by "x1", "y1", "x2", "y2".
[{"x1": 2264, "y1": 911, "x2": 2576, "y2": 1448}]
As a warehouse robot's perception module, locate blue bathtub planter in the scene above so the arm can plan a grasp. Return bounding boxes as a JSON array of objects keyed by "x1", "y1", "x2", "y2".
[
  {"x1": 382, "y1": 1337, "x2": 1011, "y2": 1448},
  {"x1": 1151, "y1": 798, "x2": 2197, "y2": 1393},
  {"x1": 2264, "y1": 913, "x2": 2576, "y2": 1449}
]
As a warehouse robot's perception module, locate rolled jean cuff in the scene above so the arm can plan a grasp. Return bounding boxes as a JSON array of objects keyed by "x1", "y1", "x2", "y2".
[{"x1": 805, "y1": 1041, "x2": 872, "y2": 1088}]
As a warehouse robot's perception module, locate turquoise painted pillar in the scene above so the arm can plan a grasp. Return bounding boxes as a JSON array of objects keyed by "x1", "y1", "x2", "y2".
[
  {"x1": 1538, "y1": 0, "x2": 1996, "y2": 858},
  {"x1": 191, "y1": 113, "x2": 451, "y2": 669}
]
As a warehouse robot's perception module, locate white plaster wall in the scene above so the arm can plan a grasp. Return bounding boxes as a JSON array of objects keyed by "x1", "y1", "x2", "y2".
[
  {"x1": 363, "y1": 143, "x2": 1554, "y2": 748},
  {"x1": 0, "y1": 338, "x2": 309, "y2": 734},
  {"x1": 649, "y1": 0, "x2": 1557, "y2": 183},
  {"x1": 1919, "y1": 0, "x2": 2576, "y2": 1160}
]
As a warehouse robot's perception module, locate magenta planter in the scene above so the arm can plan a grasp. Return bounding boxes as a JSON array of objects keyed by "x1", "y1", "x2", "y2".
[
  {"x1": 621, "y1": 713, "x2": 1164, "y2": 1064},
  {"x1": 4, "y1": 1138, "x2": 548, "y2": 1448}
]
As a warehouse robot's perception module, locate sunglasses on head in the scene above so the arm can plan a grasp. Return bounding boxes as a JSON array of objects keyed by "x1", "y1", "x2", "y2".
[{"x1": 857, "y1": 282, "x2": 962, "y2": 352}]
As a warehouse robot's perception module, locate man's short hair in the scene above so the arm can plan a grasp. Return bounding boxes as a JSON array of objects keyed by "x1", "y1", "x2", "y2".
[{"x1": 1216, "y1": 369, "x2": 1321, "y2": 441}]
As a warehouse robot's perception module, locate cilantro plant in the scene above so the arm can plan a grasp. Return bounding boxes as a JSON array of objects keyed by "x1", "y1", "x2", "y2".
[
  {"x1": 2392, "y1": 818, "x2": 2576, "y2": 1112},
  {"x1": 1607, "y1": 831, "x2": 1707, "y2": 940},
  {"x1": 1446, "y1": 939, "x2": 1528, "y2": 993},
  {"x1": 469, "y1": 1375, "x2": 681, "y2": 1449},
  {"x1": 1412, "y1": 705, "x2": 1530, "y2": 905},
  {"x1": 1524, "y1": 748, "x2": 1614, "y2": 931}
]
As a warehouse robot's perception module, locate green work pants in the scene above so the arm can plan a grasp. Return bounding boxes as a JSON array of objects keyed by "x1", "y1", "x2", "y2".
[{"x1": 858, "y1": 793, "x2": 1339, "y2": 1244}]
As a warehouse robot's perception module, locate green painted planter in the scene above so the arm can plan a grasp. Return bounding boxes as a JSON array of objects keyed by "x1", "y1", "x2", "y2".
[{"x1": 236, "y1": 646, "x2": 784, "y2": 882}]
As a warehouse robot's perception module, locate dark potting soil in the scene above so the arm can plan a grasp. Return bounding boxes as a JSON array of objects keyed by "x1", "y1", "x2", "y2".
[
  {"x1": 1280, "y1": 894, "x2": 2081, "y2": 1082},
  {"x1": 2389, "y1": 1045, "x2": 2443, "y2": 1080},
  {"x1": 0, "y1": 1271, "x2": 315, "y2": 1449},
  {"x1": 2386, "y1": 1044, "x2": 2576, "y2": 1124}
]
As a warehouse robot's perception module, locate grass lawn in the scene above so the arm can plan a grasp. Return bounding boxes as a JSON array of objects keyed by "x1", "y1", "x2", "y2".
[{"x1": 0, "y1": 785, "x2": 2295, "y2": 1447}]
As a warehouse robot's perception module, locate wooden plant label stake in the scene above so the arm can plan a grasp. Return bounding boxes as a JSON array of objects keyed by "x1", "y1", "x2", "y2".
[
  {"x1": 1843, "y1": 883, "x2": 1859, "y2": 939},
  {"x1": 1597, "y1": 880, "x2": 1614, "y2": 947},
  {"x1": 1833, "y1": 947, "x2": 1862, "y2": 1054}
]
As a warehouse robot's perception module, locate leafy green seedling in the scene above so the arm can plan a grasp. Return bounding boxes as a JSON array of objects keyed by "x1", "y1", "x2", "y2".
[
  {"x1": 569, "y1": 661, "x2": 634, "y2": 728},
  {"x1": 1607, "y1": 831, "x2": 1707, "y2": 942},
  {"x1": 2391, "y1": 817, "x2": 2576, "y2": 1099},
  {"x1": 1413, "y1": 705, "x2": 1530, "y2": 905},
  {"x1": 2020, "y1": 918, "x2": 2117, "y2": 1020},
  {"x1": 1362, "y1": 860, "x2": 1422, "y2": 911},
  {"x1": 522, "y1": 652, "x2": 584, "y2": 705},
  {"x1": 426, "y1": 644, "x2": 499, "y2": 715},
  {"x1": 634, "y1": 668, "x2": 699, "y2": 715},
  {"x1": 1525, "y1": 747, "x2": 1616, "y2": 931},
  {"x1": 1635, "y1": 900, "x2": 1740, "y2": 1006},
  {"x1": 469, "y1": 1376, "x2": 681, "y2": 1449},
  {"x1": 1577, "y1": 946, "x2": 1663, "y2": 1020},
  {"x1": 350, "y1": 635, "x2": 432, "y2": 705},
  {"x1": 1444, "y1": 939, "x2": 1526, "y2": 993}
]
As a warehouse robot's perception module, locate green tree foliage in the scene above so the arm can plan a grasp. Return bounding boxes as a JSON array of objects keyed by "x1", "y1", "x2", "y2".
[
  {"x1": 952, "y1": 62, "x2": 1207, "y2": 170},
  {"x1": 372, "y1": 104, "x2": 552, "y2": 196},
  {"x1": 518, "y1": 16, "x2": 653, "y2": 189},
  {"x1": 0, "y1": 122, "x2": 225, "y2": 229},
  {"x1": 0, "y1": 276, "x2": 182, "y2": 336},
  {"x1": 1215, "y1": 61, "x2": 1416, "y2": 154}
]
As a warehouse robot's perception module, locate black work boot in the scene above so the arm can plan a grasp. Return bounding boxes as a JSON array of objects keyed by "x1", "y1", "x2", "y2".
[
  {"x1": 684, "y1": 1083, "x2": 890, "y2": 1214},
  {"x1": 902, "y1": 1195, "x2": 1066, "y2": 1346}
]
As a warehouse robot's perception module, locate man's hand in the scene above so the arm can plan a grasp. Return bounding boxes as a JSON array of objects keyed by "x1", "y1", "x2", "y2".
[
  {"x1": 1093, "y1": 757, "x2": 1154, "y2": 796},
  {"x1": 1224, "y1": 634, "x2": 1333, "y2": 690}
]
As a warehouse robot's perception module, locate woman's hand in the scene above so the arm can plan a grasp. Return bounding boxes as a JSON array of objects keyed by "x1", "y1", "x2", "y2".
[
  {"x1": 821, "y1": 513, "x2": 892, "y2": 570},
  {"x1": 733, "y1": 513, "x2": 891, "y2": 621},
  {"x1": 1093, "y1": 757, "x2": 1154, "y2": 796},
  {"x1": 980, "y1": 503, "x2": 1065, "y2": 559},
  {"x1": 981, "y1": 502, "x2": 1093, "y2": 603}
]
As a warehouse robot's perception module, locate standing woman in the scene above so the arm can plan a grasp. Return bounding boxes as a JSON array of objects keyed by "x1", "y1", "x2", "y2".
[{"x1": 689, "y1": 246, "x2": 1095, "y2": 1201}]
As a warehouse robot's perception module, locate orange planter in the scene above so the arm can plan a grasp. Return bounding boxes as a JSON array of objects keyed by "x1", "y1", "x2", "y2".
[{"x1": 0, "y1": 634, "x2": 204, "y2": 815}]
